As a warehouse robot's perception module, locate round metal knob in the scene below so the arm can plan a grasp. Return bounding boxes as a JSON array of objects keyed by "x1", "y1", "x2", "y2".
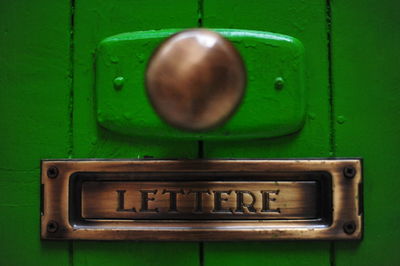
[{"x1": 146, "y1": 29, "x2": 246, "y2": 131}]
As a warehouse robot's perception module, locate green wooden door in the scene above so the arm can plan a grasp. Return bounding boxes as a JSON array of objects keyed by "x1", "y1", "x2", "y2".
[{"x1": 1, "y1": 0, "x2": 399, "y2": 265}]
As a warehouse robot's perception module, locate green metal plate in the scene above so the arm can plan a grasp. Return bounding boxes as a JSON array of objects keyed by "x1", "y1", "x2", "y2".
[{"x1": 96, "y1": 29, "x2": 305, "y2": 140}]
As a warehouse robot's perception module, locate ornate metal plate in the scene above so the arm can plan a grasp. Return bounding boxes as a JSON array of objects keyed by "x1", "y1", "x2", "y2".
[{"x1": 41, "y1": 159, "x2": 362, "y2": 241}]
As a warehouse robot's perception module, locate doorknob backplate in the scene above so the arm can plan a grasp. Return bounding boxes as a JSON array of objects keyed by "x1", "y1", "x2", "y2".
[{"x1": 95, "y1": 29, "x2": 305, "y2": 140}]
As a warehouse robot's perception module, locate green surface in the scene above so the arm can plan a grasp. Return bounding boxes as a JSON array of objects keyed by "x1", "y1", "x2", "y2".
[
  {"x1": 72, "y1": 0, "x2": 199, "y2": 265},
  {"x1": 1, "y1": 0, "x2": 399, "y2": 265},
  {"x1": 332, "y1": 0, "x2": 400, "y2": 265},
  {"x1": 73, "y1": 242, "x2": 198, "y2": 266},
  {"x1": 96, "y1": 29, "x2": 305, "y2": 140},
  {"x1": 204, "y1": 242, "x2": 329, "y2": 266},
  {"x1": 203, "y1": 0, "x2": 331, "y2": 158},
  {"x1": 202, "y1": 0, "x2": 331, "y2": 264},
  {"x1": 0, "y1": 1, "x2": 71, "y2": 265}
]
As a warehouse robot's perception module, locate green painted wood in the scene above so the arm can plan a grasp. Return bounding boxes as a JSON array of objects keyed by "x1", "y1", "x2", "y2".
[
  {"x1": 1, "y1": 1, "x2": 397, "y2": 265},
  {"x1": 73, "y1": 0, "x2": 199, "y2": 159},
  {"x1": 72, "y1": 0, "x2": 199, "y2": 265},
  {"x1": 204, "y1": 242, "x2": 329, "y2": 266},
  {"x1": 202, "y1": 0, "x2": 331, "y2": 265},
  {"x1": 203, "y1": 0, "x2": 331, "y2": 158},
  {"x1": 96, "y1": 29, "x2": 305, "y2": 140},
  {"x1": 73, "y1": 242, "x2": 198, "y2": 266},
  {"x1": 0, "y1": 1, "x2": 71, "y2": 265},
  {"x1": 332, "y1": 0, "x2": 400, "y2": 265}
]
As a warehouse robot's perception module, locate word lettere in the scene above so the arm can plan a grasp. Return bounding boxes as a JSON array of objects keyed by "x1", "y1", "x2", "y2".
[{"x1": 116, "y1": 189, "x2": 280, "y2": 214}]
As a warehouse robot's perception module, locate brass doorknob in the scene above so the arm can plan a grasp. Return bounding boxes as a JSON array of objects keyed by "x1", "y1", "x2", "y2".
[{"x1": 146, "y1": 29, "x2": 246, "y2": 131}]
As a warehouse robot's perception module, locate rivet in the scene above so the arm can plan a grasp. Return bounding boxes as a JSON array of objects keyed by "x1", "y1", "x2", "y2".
[
  {"x1": 343, "y1": 166, "x2": 356, "y2": 179},
  {"x1": 47, "y1": 220, "x2": 59, "y2": 233},
  {"x1": 113, "y1": 76, "x2": 125, "y2": 90},
  {"x1": 274, "y1": 77, "x2": 284, "y2": 90},
  {"x1": 343, "y1": 221, "x2": 356, "y2": 235},
  {"x1": 337, "y1": 115, "x2": 346, "y2": 124},
  {"x1": 47, "y1": 166, "x2": 59, "y2": 179}
]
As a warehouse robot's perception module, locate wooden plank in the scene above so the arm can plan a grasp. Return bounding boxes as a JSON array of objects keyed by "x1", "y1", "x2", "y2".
[
  {"x1": 72, "y1": 0, "x2": 199, "y2": 264},
  {"x1": 204, "y1": 242, "x2": 330, "y2": 266},
  {"x1": 332, "y1": 0, "x2": 400, "y2": 265},
  {"x1": 202, "y1": 0, "x2": 332, "y2": 264},
  {"x1": 73, "y1": 242, "x2": 198, "y2": 266},
  {"x1": 0, "y1": 0, "x2": 71, "y2": 265},
  {"x1": 203, "y1": 0, "x2": 331, "y2": 157}
]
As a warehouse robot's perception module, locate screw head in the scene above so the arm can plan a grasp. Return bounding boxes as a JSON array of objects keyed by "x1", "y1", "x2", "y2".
[
  {"x1": 47, "y1": 220, "x2": 59, "y2": 233},
  {"x1": 113, "y1": 76, "x2": 125, "y2": 90},
  {"x1": 343, "y1": 221, "x2": 356, "y2": 235},
  {"x1": 274, "y1": 77, "x2": 284, "y2": 90},
  {"x1": 47, "y1": 166, "x2": 59, "y2": 179},
  {"x1": 343, "y1": 166, "x2": 356, "y2": 179}
]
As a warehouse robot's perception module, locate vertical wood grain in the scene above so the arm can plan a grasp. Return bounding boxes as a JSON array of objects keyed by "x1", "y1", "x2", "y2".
[
  {"x1": 71, "y1": 0, "x2": 200, "y2": 265},
  {"x1": 332, "y1": 0, "x2": 400, "y2": 265},
  {"x1": 202, "y1": 0, "x2": 332, "y2": 265},
  {"x1": 0, "y1": 1, "x2": 71, "y2": 265}
]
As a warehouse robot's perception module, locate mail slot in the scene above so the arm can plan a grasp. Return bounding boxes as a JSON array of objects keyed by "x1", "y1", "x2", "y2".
[
  {"x1": 81, "y1": 181, "x2": 317, "y2": 220},
  {"x1": 41, "y1": 159, "x2": 362, "y2": 241}
]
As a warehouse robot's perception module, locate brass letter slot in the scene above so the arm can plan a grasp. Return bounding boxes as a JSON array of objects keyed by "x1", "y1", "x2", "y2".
[
  {"x1": 82, "y1": 181, "x2": 317, "y2": 220},
  {"x1": 41, "y1": 159, "x2": 362, "y2": 241}
]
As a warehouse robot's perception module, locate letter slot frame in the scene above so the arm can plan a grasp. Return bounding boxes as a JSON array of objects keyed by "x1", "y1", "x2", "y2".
[{"x1": 41, "y1": 159, "x2": 362, "y2": 241}]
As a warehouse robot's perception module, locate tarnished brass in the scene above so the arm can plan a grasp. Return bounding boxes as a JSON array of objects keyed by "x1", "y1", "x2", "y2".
[
  {"x1": 146, "y1": 29, "x2": 246, "y2": 131},
  {"x1": 41, "y1": 159, "x2": 362, "y2": 241},
  {"x1": 82, "y1": 181, "x2": 318, "y2": 220}
]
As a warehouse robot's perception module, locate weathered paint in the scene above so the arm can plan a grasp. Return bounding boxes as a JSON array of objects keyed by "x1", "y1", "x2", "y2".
[
  {"x1": 96, "y1": 29, "x2": 305, "y2": 139},
  {"x1": 0, "y1": 0, "x2": 399, "y2": 265},
  {"x1": 202, "y1": 0, "x2": 331, "y2": 263},
  {"x1": 72, "y1": 0, "x2": 199, "y2": 265},
  {"x1": 0, "y1": 1, "x2": 71, "y2": 265},
  {"x1": 332, "y1": 0, "x2": 400, "y2": 265}
]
